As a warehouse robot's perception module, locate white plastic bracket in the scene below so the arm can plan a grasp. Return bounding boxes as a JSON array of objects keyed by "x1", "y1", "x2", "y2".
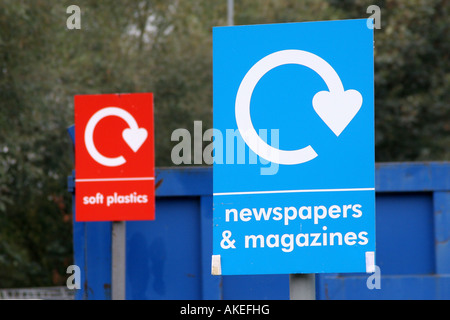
[{"x1": 211, "y1": 255, "x2": 222, "y2": 276}]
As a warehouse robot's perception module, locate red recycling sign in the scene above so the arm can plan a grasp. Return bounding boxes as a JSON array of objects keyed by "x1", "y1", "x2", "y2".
[{"x1": 75, "y1": 93, "x2": 155, "y2": 221}]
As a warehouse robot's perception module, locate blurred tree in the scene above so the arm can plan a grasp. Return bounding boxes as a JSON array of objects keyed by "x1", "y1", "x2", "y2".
[
  {"x1": 324, "y1": 0, "x2": 449, "y2": 160},
  {"x1": 0, "y1": 0, "x2": 448, "y2": 288},
  {"x1": 0, "y1": 0, "x2": 74, "y2": 287}
]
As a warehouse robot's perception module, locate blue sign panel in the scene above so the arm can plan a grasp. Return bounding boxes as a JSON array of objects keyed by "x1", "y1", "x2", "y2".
[{"x1": 213, "y1": 19, "x2": 375, "y2": 275}]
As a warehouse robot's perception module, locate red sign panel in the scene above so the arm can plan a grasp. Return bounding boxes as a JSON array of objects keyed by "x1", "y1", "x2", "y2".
[{"x1": 75, "y1": 93, "x2": 154, "y2": 221}]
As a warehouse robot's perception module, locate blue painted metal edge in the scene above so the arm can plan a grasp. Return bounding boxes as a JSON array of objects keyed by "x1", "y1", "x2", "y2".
[
  {"x1": 375, "y1": 162, "x2": 450, "y2": 192},
  {"x1": 155, "y1": 167, "x2": 212, "y2": 197}
]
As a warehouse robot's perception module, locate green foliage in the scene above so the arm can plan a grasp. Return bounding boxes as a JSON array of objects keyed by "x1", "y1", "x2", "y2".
[
  {"x1": 0, "y1": 0, "x2": 448, "y2": 288},
  {"x1": 0, "y1": 0, "x2": 74, "y2": 287}
]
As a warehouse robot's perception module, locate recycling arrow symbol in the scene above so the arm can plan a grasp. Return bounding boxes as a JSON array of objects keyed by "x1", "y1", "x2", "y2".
[
  {"x1": 84, "y1": 107, "x2": 148, "y2": 167},
  {"x1": 235, "y1": 49, "x2": 363, "y2": 165}
]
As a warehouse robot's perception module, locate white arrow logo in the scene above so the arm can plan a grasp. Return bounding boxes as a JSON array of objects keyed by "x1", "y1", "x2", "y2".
[
  {"x1": 84, "y1": 107, "x2": 148, "y2": 167},
  {"x1": 235, "y1": 49, "x2": 363, "y2": 165}
]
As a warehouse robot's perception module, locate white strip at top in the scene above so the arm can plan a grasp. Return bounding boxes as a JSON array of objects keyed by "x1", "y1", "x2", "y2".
[{"x1": 214, "y1": 187, "x2": 375, "y2": 196}]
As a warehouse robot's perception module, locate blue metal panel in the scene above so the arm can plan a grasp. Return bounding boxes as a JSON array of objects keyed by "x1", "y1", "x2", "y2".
[
  {"x1": 84, "y1": 221, "x2": 112, "y2": 300},
  {"x1": 222, "y1": 275, "x2": 289, "y2": 300},
  {"x1": 434, "y1": 191, "x2": 450, "y2": 274},
  {"x1": 375, "y1": 162, "x2": 450, "y2": 192},
  {"x1": 126, "y1": 197, "x2": 202, "y2": 300},
  {"x1": 69, "y1": 127, "x2": 112, "y2": 300},
  {"x1": 69, "y1": 170, "x2": 112, "y2": 300},
  {"x1": 199, "y1": 196, "x2": 222, "y2": 299},
  {"x1": 375, "y1": 193, "x2": 435, "y2": 275},
  {"x1": 70, "y1": 162, "x2": 288, "y2": 299},
  {"x1": 317, "y1": 274, "x2": 450, "y2": 300},
  {"x1": 317, "y1": 162, "x2": 450, "y2": 300},
  {"x1": 69, "y1": 157, "x2": 450, "y2": 300},
  {"x1": 67, "y1": 125, "x2": 75, "y2": 144},
  {"x1": 155, "y1": 167, "x2": 212, "y2": 197}
]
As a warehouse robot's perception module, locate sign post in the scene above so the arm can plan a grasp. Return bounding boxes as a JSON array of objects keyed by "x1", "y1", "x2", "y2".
[
  {"x1": 112, "y1": 220, "x2": 126, "y2": 300},
  {"x1": 75, "y1": 93, "x2": 155, "y2": 299},
  {"x1": 212, "y1": 19, "x2": 375, "y2": 288},
  {"x1": 289, "y1": 274, "x2": 315, "y2": 300}
]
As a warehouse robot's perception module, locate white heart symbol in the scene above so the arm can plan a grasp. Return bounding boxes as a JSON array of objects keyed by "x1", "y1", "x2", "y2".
[
  {"x1": 312, "y1": 89, "x2": 363, "y2": 136},
  {"x1": 122, "y1": 128, "x2": 148, "y2": 152}
]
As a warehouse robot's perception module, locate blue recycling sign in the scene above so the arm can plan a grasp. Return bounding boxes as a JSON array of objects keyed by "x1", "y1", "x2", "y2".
[{"x1": 212, "y1": 19, "x2": 375, "y2": 275}]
